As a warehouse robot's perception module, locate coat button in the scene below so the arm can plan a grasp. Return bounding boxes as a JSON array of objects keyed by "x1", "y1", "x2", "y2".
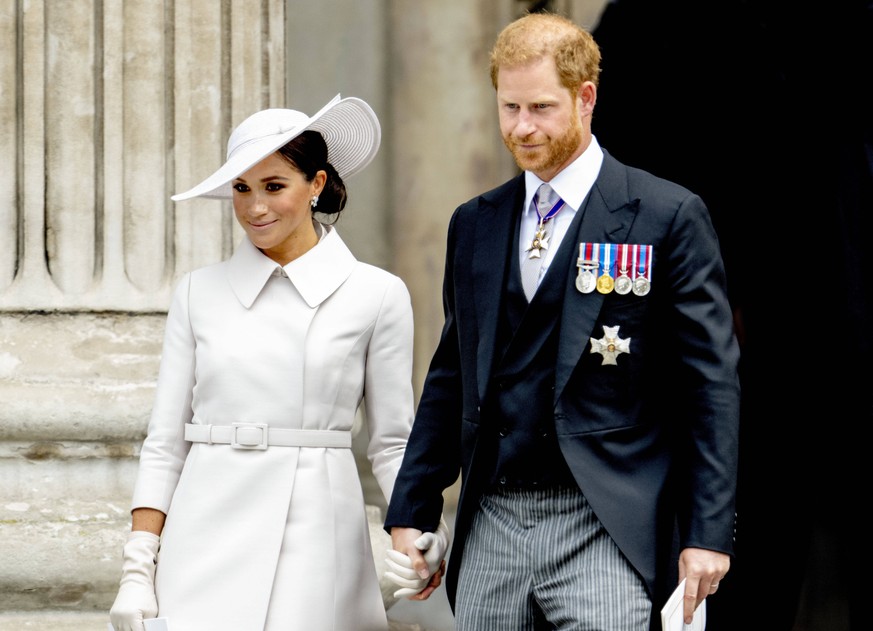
[{"x1": 498, "y1": 427, "x2": 508, "y2": 437}]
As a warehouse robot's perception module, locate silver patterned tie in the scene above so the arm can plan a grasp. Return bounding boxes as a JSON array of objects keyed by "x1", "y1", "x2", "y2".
[{"x1": 521, "y1": 183, "x2": 558, "y2": 301}]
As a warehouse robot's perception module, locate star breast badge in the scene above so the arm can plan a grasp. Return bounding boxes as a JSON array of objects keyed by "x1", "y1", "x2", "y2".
[{"x1": 589, "y1": 325, "x2": 631, "y2": 366}]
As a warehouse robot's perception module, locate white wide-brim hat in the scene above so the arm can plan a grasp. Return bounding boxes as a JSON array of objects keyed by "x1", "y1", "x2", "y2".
[{"x1": 171, "y1": 94, "x2": 381, "y2": 201}]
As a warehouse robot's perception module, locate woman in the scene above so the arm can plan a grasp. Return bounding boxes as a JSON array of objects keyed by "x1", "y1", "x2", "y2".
[{"x1": 109, "y1": 95, "x2": 427, "y2": 631}]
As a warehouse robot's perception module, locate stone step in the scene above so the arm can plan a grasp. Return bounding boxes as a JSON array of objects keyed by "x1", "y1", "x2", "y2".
[
  {"x1": 0, "y1": 611, "x2": 430, "y2": 631},
  {"x1": 0, "y1": 494, "x2": 130, "y2": 611},
  {"x1": 0, "y1": 611, "x2": 112, "y2": 631}
]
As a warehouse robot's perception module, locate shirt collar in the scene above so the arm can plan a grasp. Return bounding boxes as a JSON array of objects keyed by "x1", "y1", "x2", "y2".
[
  {"x1": 227, "y1": 223, "x2": 356, "y2": 309},
  {"x1": 524, "y1": 135, "x2": 605, "y2": 214}
]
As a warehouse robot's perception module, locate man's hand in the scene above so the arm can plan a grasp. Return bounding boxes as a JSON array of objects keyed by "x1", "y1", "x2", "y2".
[
  {"x1": 678, "y1": 547, "x2": 730, "y2": 624},
  {"x1": 385, "y1": 520, "x2": 450, "y2": 600}
]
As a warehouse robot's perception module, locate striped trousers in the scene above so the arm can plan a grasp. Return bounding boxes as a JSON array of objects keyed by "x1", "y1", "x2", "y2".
[{"x1": 454, "y1": 484, "x2": 651, "y2": 630}]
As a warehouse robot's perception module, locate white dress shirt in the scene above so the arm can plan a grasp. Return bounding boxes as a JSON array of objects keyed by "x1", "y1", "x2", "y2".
[{"x1": 519, "y1": 135, "x2": 605, "y2": 287}]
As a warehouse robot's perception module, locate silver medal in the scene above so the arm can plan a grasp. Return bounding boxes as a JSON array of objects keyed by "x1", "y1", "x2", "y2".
[
  {"x1": 576, "y1": 269, "x2": 597, "y2": 293},
  {"x1": 632, "y1": 275, "x2": 650, "y2": 296},
  {"x1": 576, "y1": 255, "x2": 598, "y2": 294},
  {"x1": 615, "y1": 244, "x2": 633, "y2": 295},
  {"x1": 615, "y1": 271, "x2": 633, "y2": 295}
]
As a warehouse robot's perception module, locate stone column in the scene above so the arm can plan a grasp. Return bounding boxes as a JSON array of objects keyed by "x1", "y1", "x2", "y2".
[
  {"x1": 389, "y1": 0, "x2": 515, "y2": 395},
  {"x1": 0, "y1": 0, "x2": 285, "y2": 611}
]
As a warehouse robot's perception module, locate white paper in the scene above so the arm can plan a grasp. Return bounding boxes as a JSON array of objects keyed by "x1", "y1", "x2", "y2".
[
  {"x1": 660, "y1": 579, "x2": 706, "y2": 631},
  {"x1": 108, "y1": 618, "x2": 170, "y2": 631}
]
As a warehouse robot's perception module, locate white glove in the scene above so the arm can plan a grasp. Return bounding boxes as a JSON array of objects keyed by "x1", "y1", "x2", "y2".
[
  {"x1": 109, "y1": 531, "x2": 160, "y2": 631},
  {"x1": 384, "y1": 549, "x2": 429, "y2": 598},
  {"x1": 384, "y1": 516, "x2": 451, "y2": 598}
]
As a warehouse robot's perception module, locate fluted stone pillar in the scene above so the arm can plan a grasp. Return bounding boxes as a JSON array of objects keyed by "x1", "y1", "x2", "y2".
[
  {"x1": 386, "y1": 0, "x2": 514, "y2": 515},
  {"x1": 0, "y1": 0, "x2": 286, "y2": 613}
]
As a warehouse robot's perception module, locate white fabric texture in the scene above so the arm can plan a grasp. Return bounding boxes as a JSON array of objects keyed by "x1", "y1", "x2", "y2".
[{"x1": 129, "y1": 227, "x2": 415, "y2": 631}]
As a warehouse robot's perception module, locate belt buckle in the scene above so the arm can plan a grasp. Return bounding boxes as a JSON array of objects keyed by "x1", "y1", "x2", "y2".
[{"x1": 231, "y1": 423, "x2": 269, "y2": 450}]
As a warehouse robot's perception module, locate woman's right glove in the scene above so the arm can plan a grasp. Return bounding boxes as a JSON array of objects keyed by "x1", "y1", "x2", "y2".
[
  {"x1": 109, "y1": 531, "x2": 160, "y2": 631},
  {"x1": 384, "y1": 516, "x2": 451, "y2": 597}
]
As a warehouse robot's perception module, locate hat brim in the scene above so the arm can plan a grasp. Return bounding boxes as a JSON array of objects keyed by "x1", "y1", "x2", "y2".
[{"x1": 171, "y1": 95, "x2": 381, "y2": 201}]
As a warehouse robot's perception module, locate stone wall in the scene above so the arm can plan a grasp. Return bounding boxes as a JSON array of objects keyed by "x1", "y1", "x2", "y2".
[{"x1": 0, "y1": 314, "x2": 164, "y2": 610}]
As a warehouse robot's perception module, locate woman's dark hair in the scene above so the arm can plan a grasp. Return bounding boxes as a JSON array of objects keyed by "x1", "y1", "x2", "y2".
[{"x1": 277, "y1": 130, "x2": 347, "y2": 219}]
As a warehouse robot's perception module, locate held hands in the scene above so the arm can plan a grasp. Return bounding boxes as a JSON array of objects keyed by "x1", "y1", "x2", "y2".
[
  {"x1": 109, "y1": 531, "x2": 160, "y2": 631},
  {"x1": 385, "y1": 516, "x2": 450, "y2": 600}
]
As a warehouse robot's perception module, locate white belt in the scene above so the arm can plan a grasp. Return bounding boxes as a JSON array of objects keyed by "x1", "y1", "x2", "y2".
[{"x1": 184, "y1": 423, "x2": 352, "y2": 450}]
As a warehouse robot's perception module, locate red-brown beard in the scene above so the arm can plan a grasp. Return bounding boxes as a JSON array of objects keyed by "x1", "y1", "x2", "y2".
[{"x1": 503, "y1": 115, "x2": 583, "y2": 175}]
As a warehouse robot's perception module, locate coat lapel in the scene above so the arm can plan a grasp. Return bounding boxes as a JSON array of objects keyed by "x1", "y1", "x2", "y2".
[
  {"x1": 555, "y1": 152, "x2": 641, "y2": 403},
  {"x1": 471, "y1": 175, "x2": 525, "y2": 403}
]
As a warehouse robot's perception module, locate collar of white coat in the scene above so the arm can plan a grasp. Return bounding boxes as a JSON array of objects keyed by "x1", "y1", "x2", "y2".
[{"x1": 227, "y1": 223, "x2": 356, "y2": 309}]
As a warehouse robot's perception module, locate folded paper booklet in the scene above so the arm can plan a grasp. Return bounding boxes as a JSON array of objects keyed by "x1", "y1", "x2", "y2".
[
  {"x1": 661, "y1": 579, "x2": 706, "y2": 631},
  {"x1": 108, "y1": 618, "x2": 169, "y2": 631}
]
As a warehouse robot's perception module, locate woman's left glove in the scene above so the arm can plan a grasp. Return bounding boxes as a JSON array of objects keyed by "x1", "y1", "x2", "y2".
[{"x1": 109, "y1": 531, "x2": 160, "y2": 631}]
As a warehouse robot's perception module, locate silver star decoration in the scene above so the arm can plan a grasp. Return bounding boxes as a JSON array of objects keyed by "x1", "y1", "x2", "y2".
[{"x1": 589, "y1": 325, "x2": 631, "y2": 366}]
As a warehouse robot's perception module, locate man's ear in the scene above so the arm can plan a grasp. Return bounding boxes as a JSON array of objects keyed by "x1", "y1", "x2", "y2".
[{"x1": 577, "y1": 81, "x2": 597, "y2": 117}]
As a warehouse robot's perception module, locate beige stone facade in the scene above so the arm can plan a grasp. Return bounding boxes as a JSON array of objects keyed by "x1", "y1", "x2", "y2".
[{"x1": 0, "y1": 1, "x2": 607, "y2": 628}]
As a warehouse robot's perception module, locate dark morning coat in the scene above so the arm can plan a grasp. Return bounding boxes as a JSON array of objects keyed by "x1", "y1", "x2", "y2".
[{"x1": 385, "y1": 149, "x2": 740, "y2": 615}]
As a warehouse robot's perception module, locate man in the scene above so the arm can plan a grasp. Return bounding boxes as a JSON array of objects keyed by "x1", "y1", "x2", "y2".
[{"x1": 384, "y1": 11, "x2": 740, "y2": 629}]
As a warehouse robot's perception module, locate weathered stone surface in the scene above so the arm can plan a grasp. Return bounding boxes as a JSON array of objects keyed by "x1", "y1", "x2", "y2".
[{"x1": 0, "y1": 612, "x2": 431, "y2": 631}]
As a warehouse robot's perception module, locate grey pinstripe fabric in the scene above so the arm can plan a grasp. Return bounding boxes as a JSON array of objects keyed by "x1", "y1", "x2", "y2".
[{"x1": 455, "y1": 485, "x2": 651, "y2": 630}]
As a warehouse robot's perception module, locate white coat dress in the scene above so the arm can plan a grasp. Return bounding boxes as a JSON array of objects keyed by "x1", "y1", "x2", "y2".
[{"x1": 130, "y1": 225, "x2": 415, "y2": 631}]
